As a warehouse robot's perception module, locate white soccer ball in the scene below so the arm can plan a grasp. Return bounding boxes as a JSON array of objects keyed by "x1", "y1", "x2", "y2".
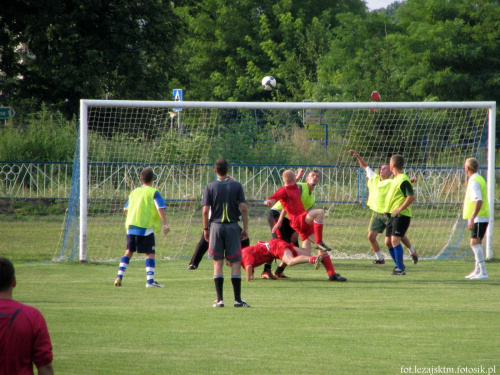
[{"x1": 261, "y1": 76, "x2": 277, "y2": 91}]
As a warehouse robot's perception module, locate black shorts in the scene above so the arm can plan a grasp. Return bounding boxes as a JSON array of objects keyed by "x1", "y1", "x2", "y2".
[
  {"x1": 268, "y1": 210, "x2": 297, "y2": 245},
  {"x1": 386, "y1": 215, "x2": 411, "y2": 238},
  {"x1": 126, "y1": 233, "x2": 156, "y2": 254},
  {"x1": 470, "y1": 222, "x2": 488, "y2": 239}
]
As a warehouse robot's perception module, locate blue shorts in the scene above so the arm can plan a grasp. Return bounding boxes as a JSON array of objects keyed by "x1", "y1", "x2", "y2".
[{"x1": 126, "y1": 233, "x2": 156, "y2": 254}]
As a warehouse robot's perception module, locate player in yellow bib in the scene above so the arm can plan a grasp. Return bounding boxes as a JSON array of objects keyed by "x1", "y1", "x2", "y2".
[
  {"x1": 384, "y1": 155, "x2": 415, "y2": 276},
  {"x1": 462, "y1": 158, "x2": 489, "y2": 279},
  {"x1": 349, "y1": 151, "x2": 418, "y2": 265},
  {"x1": 114, "y1": 168, "x2": 170, "y2": 288}
]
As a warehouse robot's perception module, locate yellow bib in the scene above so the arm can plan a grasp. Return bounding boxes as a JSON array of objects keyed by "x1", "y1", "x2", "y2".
[
  {"x1": 125, "y1": 186, "x2": 161, "y2": 231},
  {"x1": 384, "y1": 174, "x2": 412, "y2": 217},
  {"x1": 462, "y1": 174, "x2": 489, "y2": 219}
]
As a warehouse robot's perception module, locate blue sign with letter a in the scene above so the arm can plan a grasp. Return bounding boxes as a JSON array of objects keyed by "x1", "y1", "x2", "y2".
[{"x1": 173, "y1": 89, "x2": 183, "y2": 111}]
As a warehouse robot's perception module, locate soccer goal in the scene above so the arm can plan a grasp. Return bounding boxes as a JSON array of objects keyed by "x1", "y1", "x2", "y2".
[{"x1": 58, "y1": 100, "x2": 495, "y2": 262}]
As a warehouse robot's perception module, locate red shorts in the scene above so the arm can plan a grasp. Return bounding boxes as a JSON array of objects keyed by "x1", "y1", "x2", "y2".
[
  {"x1": 268, "y1": 238, "x2": 298, "y2": 259},
  {"x1": 241, "y1": 243, "x2": 275, "y2": 269},
  {"x1": 289, "y1": 211, "x2": 314, "y2": 241}
]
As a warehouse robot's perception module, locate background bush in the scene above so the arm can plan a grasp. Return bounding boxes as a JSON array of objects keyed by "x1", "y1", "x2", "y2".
[{"x1": 0, "y1": 107, "x2": 76, "y2": 162}]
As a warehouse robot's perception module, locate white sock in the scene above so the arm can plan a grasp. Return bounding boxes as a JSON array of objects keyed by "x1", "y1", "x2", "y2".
[
  {"x1": 408, "y1": 247, "x2": 416, "y2": 255},
  {"x1": 471, "y1": 244, "x2": 487, "y2": 274},
  {"x1": 375, "y1": 251, "x2": 383, "y2": 260}
]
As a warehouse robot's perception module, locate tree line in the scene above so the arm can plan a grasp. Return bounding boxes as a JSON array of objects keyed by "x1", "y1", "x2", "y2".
[{"x1": 1, "y1": 0, "x2": 499, "y2": 123}]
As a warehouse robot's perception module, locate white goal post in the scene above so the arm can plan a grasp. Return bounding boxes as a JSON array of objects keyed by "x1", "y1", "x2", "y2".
[{"x1": 74, "y1": 100, "x2": 495, "y2": 263}]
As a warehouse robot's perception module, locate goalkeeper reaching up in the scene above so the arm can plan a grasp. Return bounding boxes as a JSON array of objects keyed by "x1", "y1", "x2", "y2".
[{"x1": 349, "y1": 150, "x2": 418, "y2": 265}]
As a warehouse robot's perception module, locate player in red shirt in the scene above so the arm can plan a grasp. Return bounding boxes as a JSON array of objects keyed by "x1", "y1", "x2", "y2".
[
  {"x1": 264, "y1": 170, "x2": 346, "y2": 282},
  {"x1": 0, "y1": 257, "x2": 54, "y2": 375},
  {"x1": 241, "y1": 238, "x2": 323, "y2": 281}
]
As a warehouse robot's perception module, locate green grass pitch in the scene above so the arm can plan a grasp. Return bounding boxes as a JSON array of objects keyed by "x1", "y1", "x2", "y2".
[{"x1": 13, "y1": 257, "x2": 500, "y2": 374}]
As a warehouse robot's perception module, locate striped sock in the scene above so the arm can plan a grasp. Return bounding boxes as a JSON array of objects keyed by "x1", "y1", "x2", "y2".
[
  {"x1": 117, "y1": 256, "x2": 130, "y2": 279},
  {"x1": 145, "y1": 258, "x2": 155, "y2": 284}
]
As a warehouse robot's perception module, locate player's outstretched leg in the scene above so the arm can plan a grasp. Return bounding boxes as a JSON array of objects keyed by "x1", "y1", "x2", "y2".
[
  {"x1": 322, "y1": 255, "x2": 346, "y2": 282},
  {"x1": 313, "y1": 255, "x2": 323, "y2": 270},
  {"x1": 312, "y1": 220, "x2": 332, "y2": 252},
  {"x1": 188, "y1": 233, "x2": 208, "y2": 270}
]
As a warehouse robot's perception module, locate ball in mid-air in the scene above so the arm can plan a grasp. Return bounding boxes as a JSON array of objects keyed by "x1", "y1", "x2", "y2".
[{"x1": 261, "y1": 76, "x2": 277, "y2": 91}]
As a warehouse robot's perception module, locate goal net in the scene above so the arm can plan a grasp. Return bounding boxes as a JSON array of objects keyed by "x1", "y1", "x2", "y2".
[{"x1": 57, "y1": 100, "x2": 495, "y2": 262}]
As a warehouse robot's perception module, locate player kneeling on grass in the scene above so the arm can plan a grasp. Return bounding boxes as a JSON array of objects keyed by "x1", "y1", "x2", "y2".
[{"x1": 240, "y1": 238, "x2": 324, "y2": 282}]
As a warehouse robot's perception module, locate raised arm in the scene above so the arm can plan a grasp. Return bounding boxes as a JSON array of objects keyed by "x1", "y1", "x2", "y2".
[
  {"x1": 348, "y1": 150, "x2": 368, "y2": 170},
  {"x1": 296, "y1": 168, "x2": 305, "y2": 181}
]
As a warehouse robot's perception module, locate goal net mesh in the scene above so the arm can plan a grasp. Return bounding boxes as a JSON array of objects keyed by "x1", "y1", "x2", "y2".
[{"x1": 57, "y1": 102, "x2": 490, "y2": 261}]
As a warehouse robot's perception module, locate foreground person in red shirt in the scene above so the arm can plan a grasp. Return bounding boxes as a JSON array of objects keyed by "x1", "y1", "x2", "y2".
[{"x1": 0, "y1": 257, "x2": 54, "y2": 375}]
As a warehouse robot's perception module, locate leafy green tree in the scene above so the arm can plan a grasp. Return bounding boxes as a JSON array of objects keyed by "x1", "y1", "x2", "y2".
[
  {"x1": 0, "y1": 0, "x2": 181, "y2": 119},
  {"x1": 393, "y1": 0, "x2": 500, "y2": 102},
  {"x1": 174, "y1": 0, "x2": 366, "y2": 102},
  {"x1": 315, "y1": 0, "x2": 500, "y2": 104},
  {"x1": 314, "y1": 11, "x2": 404, "y2": 102}
]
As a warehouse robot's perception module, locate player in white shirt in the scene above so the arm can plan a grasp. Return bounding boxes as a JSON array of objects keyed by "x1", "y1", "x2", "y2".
[{"x1": 462, "y1": 158, "x2": 489, "y2": 279}]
